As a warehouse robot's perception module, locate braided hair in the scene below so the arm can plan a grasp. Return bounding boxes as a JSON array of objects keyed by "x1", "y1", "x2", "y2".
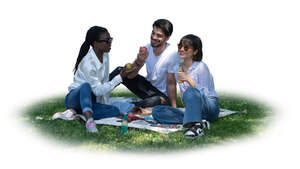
[{"x1": 73, "y1": 26, "x2": 108, "y2": 74}]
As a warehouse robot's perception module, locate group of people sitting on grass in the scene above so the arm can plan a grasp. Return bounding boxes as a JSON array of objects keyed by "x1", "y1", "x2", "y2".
[{"x1": 60, "y1": 19, "x2": 220, "y2": 138}]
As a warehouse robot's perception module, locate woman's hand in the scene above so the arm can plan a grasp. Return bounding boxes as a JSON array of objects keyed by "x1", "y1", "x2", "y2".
[
  {"x1": 177, "y1": 71, "x2": 189, "y2": 82},
  {"x1": 177, "y1": 72, "x2": 196, "y2": 87},
  {"x1": 120, "y1": 64, "x2": 138, "y2": 79}
]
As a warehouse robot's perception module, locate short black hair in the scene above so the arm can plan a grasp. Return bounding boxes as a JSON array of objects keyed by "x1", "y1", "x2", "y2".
[{"x1": 152, "y1": 19, "x2": 173, "y2": 37}]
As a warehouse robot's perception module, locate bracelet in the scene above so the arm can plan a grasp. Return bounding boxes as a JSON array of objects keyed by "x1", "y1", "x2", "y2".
[{"x1": 134, "y1": 60, "x2": 143, "y2": 67}]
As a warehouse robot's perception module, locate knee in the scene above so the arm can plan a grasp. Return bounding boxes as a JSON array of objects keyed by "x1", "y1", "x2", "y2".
[
  {"x1": 110, "y1": 105, "x2": 121, "y2": 116},
  {"x1": 183, "y1": 87, "x2": 201, "y2": 101},
  {"x1": 152, "y1": 106, "x2": 166, "y2": 118},
  {"x1": 152, "y1": 106, "x2": 160, "y2": 117},
  {"x1": 116, "y1": 66, "x2": 123, "y2": 70},
  {"x1": 113, "y1": 66, "x2": 123, "y2": 74},
  {"x1": 80, "y1": 82, "x2": 92, "y2": 91}
]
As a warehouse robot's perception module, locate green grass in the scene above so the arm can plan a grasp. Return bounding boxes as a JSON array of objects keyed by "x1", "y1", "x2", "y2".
[{"x1": 21, "y1": 90, "x2": 273, "y2": 153}]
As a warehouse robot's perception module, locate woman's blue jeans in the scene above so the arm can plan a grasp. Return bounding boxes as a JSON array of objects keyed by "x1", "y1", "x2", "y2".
[
  {"x1": 152, "y1": 87, "x2": 220, "y2": 125},
  {"x1": 64, "y1": 82, "x2": 121, "y2": 120}
]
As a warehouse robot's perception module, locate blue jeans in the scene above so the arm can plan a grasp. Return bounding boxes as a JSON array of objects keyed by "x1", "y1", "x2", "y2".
[
  {"x1": 152, "y1": 87, "x2": 220, "y2": 125},
  {"x1": 64, "y1": 82, "x2": 121, "y2": 120}
]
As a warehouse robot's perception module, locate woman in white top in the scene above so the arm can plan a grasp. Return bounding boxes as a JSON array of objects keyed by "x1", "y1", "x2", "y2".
[
  {"x1": 152, "y1": 34, "x2": 220, "y2": 138},
  {"x1": 62, "y1": 26, "x2": 133, "y2": 133}
]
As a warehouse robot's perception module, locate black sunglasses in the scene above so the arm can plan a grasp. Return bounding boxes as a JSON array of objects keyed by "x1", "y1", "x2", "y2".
[
  {"x1": 96, "y1": 37, "x2": 113, "y2": 43},
  {"x1": 178, "y1": 44, "x2": 192, "y2": 52}
]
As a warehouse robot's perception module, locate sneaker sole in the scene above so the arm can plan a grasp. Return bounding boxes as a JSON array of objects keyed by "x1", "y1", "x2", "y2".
[
  {"x1": 185, "y1": 134, "x2": 204, "y2": 139},
  {"x1": 202, "y1": 120, "x2": 210, "y2": 130}
]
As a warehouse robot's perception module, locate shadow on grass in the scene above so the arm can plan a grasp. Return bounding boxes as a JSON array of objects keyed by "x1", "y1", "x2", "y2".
[{"x1": 21, "y1": 90, "x2": 274, "y2": 153}]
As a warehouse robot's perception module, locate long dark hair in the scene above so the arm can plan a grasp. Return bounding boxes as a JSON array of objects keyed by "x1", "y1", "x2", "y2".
[
  {"x1": 73, "y1": 26, "x2": 108, "y2": 74},
  {"x1": 179, "y1": 34, "x2": 203, "y2": 61}
]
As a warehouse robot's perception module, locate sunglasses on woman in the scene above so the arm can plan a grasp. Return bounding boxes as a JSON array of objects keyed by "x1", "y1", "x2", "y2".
[
  {"x1": 177, "y1": 43, "x2": 192, "y2": 52},
  {"x1": 96, "y1": 37, "x2": 113, "y2": 43}
]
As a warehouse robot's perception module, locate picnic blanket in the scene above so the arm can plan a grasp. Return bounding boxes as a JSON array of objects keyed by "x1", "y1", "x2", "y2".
[{"x1": 51, "y1": 97, "x2": 238, "y2": 134}]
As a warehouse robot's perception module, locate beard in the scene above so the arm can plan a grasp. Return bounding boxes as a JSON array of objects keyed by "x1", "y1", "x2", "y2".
[{"x1": 151, "y1": 39, "x2": 164, "y2": 48}]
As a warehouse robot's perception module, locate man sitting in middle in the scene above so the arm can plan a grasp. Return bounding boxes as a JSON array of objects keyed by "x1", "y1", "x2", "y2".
[{"x1": 110, "y1": 19, "x2": 180, "y2": 108}]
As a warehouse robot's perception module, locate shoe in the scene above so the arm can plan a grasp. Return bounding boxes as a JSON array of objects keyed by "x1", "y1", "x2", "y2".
[
  {"x1": 184, "y1": 123, "x2": 204, "y2": 139},
  {"x1": 86, "y1": 118, "x2": 98, "y2": 133},
  {"x1": 51, "y1": 109, "x2": 76, "y2": 120},
  {"x1": 202, "y1": 120, "x2": 210, "y2": 130}
]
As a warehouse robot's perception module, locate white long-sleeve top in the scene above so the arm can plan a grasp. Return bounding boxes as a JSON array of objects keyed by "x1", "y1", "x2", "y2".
[{"x1": 68, "y1": 48, "x2": 122, "y2": 104}]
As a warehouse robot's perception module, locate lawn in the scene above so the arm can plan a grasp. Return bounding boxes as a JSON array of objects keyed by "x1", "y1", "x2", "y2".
[{"x1": 21, "y1": 90, "x2": 273, "y2": 153}]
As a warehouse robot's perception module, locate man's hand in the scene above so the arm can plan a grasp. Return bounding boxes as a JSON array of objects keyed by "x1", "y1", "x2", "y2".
[
  {"x1": 125, "y1": 47, "x2": 148, "y2": 79},
  {"x1": 137, "y1": 47, "x2": 148, "y2": 65}
]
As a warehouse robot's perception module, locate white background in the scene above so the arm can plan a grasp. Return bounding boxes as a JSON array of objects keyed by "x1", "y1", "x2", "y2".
[{"x1": 1, "y1": 0, "x2": 299, "y2": 168}]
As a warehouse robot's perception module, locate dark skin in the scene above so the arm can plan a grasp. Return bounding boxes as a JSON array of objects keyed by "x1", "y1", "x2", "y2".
[{"x1": 82, "y1": 32, "x2": 137, "y2": 120}]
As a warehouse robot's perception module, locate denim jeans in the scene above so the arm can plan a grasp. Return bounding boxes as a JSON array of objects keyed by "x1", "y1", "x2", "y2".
[
  {"x1": 152, "y1": 87, "x2": 220, "y2": 125},
  {"x1": 65, "y1": 82, "x2": 121, "y2": 120},
  {"x1": 111, "y1": 101, "x2": 135, "y2": 115}
]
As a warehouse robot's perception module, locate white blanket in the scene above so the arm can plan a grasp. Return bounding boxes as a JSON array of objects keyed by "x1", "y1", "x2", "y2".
[{"x1": 51, "y1": 97, "x2": 238, "y2": 134}]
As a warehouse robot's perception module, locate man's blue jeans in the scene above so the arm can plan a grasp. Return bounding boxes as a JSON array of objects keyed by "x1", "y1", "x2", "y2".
[
  {"x1": 64, "y1": 82, "x2": 121, "y2": 120},
  {"x1": 152, "y1": 87, "x2": 220, "y2": 125}
]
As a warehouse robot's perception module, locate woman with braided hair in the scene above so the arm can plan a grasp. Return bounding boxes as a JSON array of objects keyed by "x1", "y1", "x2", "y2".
[{"x1": 61, "y1": 26, "x2": 135, "y2": 133}]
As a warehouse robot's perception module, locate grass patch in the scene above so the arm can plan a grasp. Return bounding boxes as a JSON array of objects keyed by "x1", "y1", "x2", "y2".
[{"x1": 21, "y1": 90, "x2": 273, "y2": 153}]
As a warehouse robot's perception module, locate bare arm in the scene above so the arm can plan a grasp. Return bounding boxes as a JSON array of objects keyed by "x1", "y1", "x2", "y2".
[
  {"x1": 167, "y1": 73, "x2": 177, "y2": 108},
  {"x1": 126, "y1": 58, "x2": 145, "y2": 79},
  {"x1": 127, "y1": 47, "x2": 149, "y2": 79}
]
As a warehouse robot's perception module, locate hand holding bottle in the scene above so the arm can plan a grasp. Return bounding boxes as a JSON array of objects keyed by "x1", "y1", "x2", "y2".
[
  {"x1": 177, "y1": 71, "x2": 189, "y2": 83},
  {"x1": 178, "y1": 62, "x2": 184, "y2": 83}
]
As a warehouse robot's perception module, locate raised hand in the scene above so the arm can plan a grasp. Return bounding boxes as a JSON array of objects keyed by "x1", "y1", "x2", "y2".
[{"x1": 137, "y1": 46, "x2": 149, "y2": 64}]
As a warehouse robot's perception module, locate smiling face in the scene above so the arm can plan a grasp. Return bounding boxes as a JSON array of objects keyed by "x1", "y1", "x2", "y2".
[
  {"x1": 93, "y1": 31, "x2": 112, "y2": 53},
  {"x1": 178, "y1": 39, "x2": 198, "y2": 60},
  {"x1": 150, "y1": 26, "x2": 169, "y2": 48}
]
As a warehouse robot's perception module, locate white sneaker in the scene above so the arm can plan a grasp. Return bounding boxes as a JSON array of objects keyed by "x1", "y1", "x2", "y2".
[{"x1": 52, "y1": 109, "x2": 76, "y2": 120}]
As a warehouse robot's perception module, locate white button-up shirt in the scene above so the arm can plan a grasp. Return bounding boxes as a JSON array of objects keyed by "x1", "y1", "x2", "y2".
[
  {"x1": 68, "y1": 48, "x2": 122, "y2": 104},
  {"x1": 145, "y1": 43, "x2": 180, "y2": 96}
]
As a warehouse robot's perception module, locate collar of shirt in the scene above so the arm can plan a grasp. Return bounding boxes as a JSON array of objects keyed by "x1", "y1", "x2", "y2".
[
  {"x1": 148, "y1": 43, "x2": 170, "y2": 57},
  {"x1": 88, "y1": 48, "x2": 108, "y2": 70}
]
